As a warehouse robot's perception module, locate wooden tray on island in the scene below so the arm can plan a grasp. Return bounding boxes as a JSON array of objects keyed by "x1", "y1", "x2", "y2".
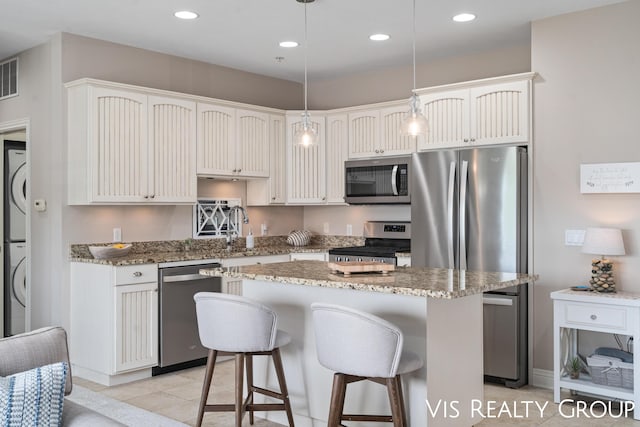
[{"x1": 328, "y1": 261, "x2": 395, "y2": 276}]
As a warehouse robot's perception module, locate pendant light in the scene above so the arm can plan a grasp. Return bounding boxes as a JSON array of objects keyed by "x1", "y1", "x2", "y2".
[
  {"x1": 294, "y1": 0, "x2": 318, "y2": 147},
  {"x1": 400, "y1": 0, "x2": 428, "y2": 137}
]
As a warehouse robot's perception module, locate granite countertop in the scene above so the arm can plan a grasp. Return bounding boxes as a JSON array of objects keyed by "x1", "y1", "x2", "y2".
[
  {"x1": 200, "y1": 260, "x2": 537, "y2": 299},
  {"x1": 69, "y1": 235, "x2": 364, "y2": 266}
]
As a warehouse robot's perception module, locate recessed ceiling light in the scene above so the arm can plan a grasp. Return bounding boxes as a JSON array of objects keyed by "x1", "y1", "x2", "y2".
[
  {"x1": 174, "y1": 10, "x2": 199, "y2": 20},
  {"x1": 453, "y1": 13, "x2": 476, "y2": 22},
  {"x1": 369, "y1": 34, "x2": 390, "y2": 41},
  {"x1": 279, "y1": 41, "x2": 299, "y2": 48}
]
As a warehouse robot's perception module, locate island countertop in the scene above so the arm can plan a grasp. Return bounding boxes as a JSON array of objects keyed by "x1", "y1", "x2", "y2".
[{"x1": 200, "y1": 260, "x2": 537, "y2": 299}]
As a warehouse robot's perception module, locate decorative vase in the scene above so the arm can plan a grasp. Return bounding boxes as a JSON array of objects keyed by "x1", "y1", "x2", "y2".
[{"x1": 589, "y1": 258, "x2": 616, "y2": 293}]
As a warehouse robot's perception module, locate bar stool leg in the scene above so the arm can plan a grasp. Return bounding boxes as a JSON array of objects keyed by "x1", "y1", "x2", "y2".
[
  {"x1": 272, "y1": 348, "x2": 295, "y2": 427},
  {"x1": 327, "y1": 373, "x2": 347, "y2": 427},
  {"x1": 235, "y1": 353, "x2": 245, "y2": 427},
  {"x1": 246, "y1": 354, "x2": 254, "y2": 425},
  {"x1": 386, "y1": 375, "x2": 406, "y2": 427},
  {"x1": 196, "y1": 349, "x2": 217, "y2": 427}
]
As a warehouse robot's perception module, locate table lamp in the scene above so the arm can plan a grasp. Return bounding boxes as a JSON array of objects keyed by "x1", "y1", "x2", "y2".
[{"x1": 581, "y1": 227, "x2": 626, "y2": 292}]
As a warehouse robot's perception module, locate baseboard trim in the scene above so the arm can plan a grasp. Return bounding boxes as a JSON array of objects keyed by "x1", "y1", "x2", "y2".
[{"x1": 532, "y1": 368, "x2": 553, "y2": 389}]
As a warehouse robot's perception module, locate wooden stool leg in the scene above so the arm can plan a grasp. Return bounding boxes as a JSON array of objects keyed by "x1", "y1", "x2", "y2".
[
  {"x1": 327, "y1": 373, "x2": 346, "y2": 427},
  {"x1": 246, "y1": 354, "x2": 254, "y2": 425},
  {"x1": 386, "y1": 375, "x2": 406, "y2": 427},
  {"x1": 235, "y1": 353, "x2": 245, "y2": 427},
  {"x1": 272, "y1": 348, "x2": 295, "y2": 427},
  {"x1": 196, "y1": 349, "x2": 217, "y2": 427}
]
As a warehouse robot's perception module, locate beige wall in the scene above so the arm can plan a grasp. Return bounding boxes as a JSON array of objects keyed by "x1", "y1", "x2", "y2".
[
  {"x1": 531, "y1": 0, "x2": 640, "y2": 372},
  {"x1": 309, "y1": 44, "x2": 531, "y2": 109}
]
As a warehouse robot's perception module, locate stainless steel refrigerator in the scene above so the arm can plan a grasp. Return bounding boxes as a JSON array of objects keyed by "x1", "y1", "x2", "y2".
[{"x1": 411, "y1": 145, "x2": 528, "y2": 388}]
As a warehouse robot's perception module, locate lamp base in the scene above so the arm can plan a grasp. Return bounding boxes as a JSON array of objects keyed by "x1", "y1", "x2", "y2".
[{"x1": 589, "y1": 258, "x2": 616, "y2": 293}]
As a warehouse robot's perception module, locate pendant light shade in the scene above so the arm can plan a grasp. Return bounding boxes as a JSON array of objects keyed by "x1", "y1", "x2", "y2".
[
  {"x1": 295, "y1": 0, "x2": 316, "y2": 146},
  {"x1": 400, "y1": 0, "x2": 428, "y2": 138}
]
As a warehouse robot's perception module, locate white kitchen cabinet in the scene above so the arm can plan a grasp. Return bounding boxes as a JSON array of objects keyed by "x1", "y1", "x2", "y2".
[
  {"x1": 247, "y1": 114, "x2": 287, "y2": 205},
  {"x1": 66, "y1": 81, "x2": 197, "y2": 204},
  {"x1": 286, "y1": 113, "x2": 327, "y2": 204},
  {"x1": 197, "y1": 104, "x2": 269, "y2": 178},
  {"x1": 325, "y1": 114, "x2": 348, "y2": 204},
  {"x1": 418, "y1": 78, "x2": 530, "y2": 150},
  {"x1": 221, "y1": 255, "x2": 291, "y2": 295},
  {"x1": 348, "y1": 104, "x2": 416, "y2": 159},
  {"x1": 70, "y1": 263, "x2": 158, "y2": 386},
  {"x1": 551, "y1": 289, "x2": 640, "y2": 420}
]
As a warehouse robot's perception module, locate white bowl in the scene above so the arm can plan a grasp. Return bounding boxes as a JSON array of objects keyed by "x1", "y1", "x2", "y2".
[{"x1": 89, "y1": 244, "x2": 132, "y2": 259}]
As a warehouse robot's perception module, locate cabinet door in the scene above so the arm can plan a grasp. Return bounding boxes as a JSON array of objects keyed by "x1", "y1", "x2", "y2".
[
  {"x1": 236, "y1": 109, "x2": 269, "y2": 177},
  {"x1": 379, "y1": 105, "x2": 417, "y2": 156},
  {"x1": 470, "y1": 80, "x2": 529, "y2": 145},
  {"x1": 90, "y1": 87, "x2": 149, "y2": 202},
  {"x1": 148, "y1": 96, "x2": 197, "y2": 203},
  {"x1": 418, "y1": 89, "x2": 470, "y2": 150},
  {"x1": 114, "y1": 282, "x2": 158, "y2": 373},
  {"x1": 286, "y1": 114, "x2": 326, "y2": 204},
  {"x1": 197, "y1": 103, "x2": 236, "y2": 176},
  {"x1": 348, "y1": 110, "x2": 380, "y2": 159},
  {"x1": 269, "y1": 114, "x2": 287, "y2": 204},
  {"x1": 326, "y1": 114, "x2": 348, "y2": 204}
]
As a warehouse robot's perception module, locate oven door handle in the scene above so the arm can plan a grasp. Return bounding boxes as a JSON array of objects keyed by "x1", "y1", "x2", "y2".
[
  {"x1": 391, "y1": 165, "x2": 399, "y2": 196},
  {"x1": 163, "y1": 273, "x2": 213, "y2": 283}
]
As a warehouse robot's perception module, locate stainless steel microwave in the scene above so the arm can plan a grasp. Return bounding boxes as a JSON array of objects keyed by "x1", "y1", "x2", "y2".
[{"x1": 344, "y1": 156, "x2": 411, "y2": 204}]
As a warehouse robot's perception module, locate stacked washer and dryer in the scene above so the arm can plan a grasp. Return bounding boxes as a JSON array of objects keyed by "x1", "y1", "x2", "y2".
[{"x1": 4, "y1": 141, "x2": 26, "y2": 336}]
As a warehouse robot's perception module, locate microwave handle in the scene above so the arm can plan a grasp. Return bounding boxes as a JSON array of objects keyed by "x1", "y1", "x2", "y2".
[{"x1": 391, "y1": 165, "x2": 399, "y2": 196}]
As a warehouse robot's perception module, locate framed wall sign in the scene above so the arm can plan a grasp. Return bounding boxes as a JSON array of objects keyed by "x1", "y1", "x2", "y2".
[{"x1": 580, "y1": 162, "x2": 640, "y2": 193}]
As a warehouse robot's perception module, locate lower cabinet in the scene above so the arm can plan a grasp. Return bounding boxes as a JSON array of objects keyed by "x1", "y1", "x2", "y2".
[
  {"x1": 70, "y1": 263, "x2": 158, "y2": 386},
  {"x1": 220, "y1": 255, "x2": 290, "y2": 295}
]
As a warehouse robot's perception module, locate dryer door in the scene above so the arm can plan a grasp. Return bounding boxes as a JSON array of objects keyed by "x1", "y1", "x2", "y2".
[{"x1": 9, "y1": 157, "x2": 27, "y2": 241}]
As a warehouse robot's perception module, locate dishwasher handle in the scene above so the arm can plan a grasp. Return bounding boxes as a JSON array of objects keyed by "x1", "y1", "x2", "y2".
[
  {"x1": 483, "y1": 296, "x2": 514, "y2": 306},
  {"x1": 163, "y1": 273, "x2": 217, "y2": 283}
]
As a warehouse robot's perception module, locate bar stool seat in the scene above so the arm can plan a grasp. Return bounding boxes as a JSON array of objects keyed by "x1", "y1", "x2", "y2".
[
  {"x1": 311, "y1": 303, "x2": 423, "y2": 427},
  {"x1": 194, "y1": 292, "x2": 295, "y2": 427}
]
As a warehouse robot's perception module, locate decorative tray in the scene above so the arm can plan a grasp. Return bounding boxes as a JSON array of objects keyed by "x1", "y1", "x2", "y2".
[{"x1": 328, "y1": 261, "x2": 395, "y2": 276}]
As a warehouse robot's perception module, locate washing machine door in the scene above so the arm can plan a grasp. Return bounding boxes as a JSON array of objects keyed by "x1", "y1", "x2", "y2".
[
  {"x1": 12, "y1": 256, "x2": 26, "y2": 308},
  {"x1": 9, "y1": 160, "x2": 26, "y2": 241}
]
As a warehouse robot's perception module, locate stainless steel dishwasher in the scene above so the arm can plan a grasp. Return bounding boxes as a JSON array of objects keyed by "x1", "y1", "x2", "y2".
[{"x1": 153, "y1": 261, "x2": 221, "y2": 375}]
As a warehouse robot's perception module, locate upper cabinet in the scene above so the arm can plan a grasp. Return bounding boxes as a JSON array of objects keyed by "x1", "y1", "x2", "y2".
[
  {"x1": 286, "y1": 113, "x2": 326, "y2": 204},
  {"x1": 418, "y1": 77, "x2": 531, "y2": 151},
  {"x1": 325, "y1": 114, "x2": 348, "y2": 204},
  {"x1": 197, "y1": 103, "x2": 269, "y2": 178},
  {"x1": 247, "y1": 114, "x2": 287, "y2": 205},
  {"x1": 67, "y1": 81, "x2": 196, "y2": 205},
  {"x1": 347, "y1": 104, "x2": 416, "y2": 159}
]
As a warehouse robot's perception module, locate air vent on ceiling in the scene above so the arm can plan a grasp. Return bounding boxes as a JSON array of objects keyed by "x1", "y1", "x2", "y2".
[{"x1": 0, "y1": 57, "x2": 18, "y2": 100}]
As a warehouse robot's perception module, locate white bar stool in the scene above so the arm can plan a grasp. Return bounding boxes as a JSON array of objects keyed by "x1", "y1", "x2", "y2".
[
  {"x1": 311, "y1": 303, "x2": 423, "y2": 426},
  {"x1": 194, "y1": 292, "x2": 295, "y2": 427}
]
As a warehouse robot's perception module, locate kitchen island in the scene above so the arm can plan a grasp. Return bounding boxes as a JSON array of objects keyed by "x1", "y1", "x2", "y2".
[{"x1": 200, "y1": 260, "x2": 536, "y2": 427}]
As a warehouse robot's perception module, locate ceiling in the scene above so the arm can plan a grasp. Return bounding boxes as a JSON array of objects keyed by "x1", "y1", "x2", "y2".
[{"x1": 0, "y1": 0, "x2": 625, "y2": 82}]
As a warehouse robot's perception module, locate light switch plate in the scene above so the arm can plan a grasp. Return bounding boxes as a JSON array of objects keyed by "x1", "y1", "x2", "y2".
[
  {"x1": 346, "y1": 224, "x2": 353, "y2": 236},
  {"x1": 113, "y1": 228, "x2": 122, "y2": 242},
  {"x1": 565, "y1": 229, "x2": 586, "y2": 246},
  {"x1": 323, "y1": 222, "x2": 330, "y2": 234}
]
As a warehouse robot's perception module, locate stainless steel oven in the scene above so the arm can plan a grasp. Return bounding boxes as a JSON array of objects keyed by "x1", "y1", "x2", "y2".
[
  {"x1": 344, "y1": 156, "x2": 411, "y2": 204},
  {"x1": 328, "y1": 221, "x2": 411, "y2": 264},
  {"x1": 153, "y1": 261, "x2": 222, "y2": 375}
]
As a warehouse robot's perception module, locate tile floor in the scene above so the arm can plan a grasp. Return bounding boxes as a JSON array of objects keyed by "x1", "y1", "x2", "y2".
[{"x1": 74, "y1": 361, "x2": 640, "y2": 426}]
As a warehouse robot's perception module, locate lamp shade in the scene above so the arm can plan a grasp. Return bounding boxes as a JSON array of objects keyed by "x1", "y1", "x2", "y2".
[{"x1": 581, "y1": 227, "x2": 626, "y2": 256}]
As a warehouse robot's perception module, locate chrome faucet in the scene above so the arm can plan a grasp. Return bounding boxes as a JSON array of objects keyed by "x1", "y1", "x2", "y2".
[{"x1": 226, "y1": 206, "x2": 250, "y2": 249}]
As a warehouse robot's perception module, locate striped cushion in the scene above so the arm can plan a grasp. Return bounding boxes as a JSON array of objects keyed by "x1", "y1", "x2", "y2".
[
  {"x1": 0, "y1": 362, "x2": 67, "y2": 427},
  {"x1": 287, "y1": 230, "x2": 312, "y2": 247}
]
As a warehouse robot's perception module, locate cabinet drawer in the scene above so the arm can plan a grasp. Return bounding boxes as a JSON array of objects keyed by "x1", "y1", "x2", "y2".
[
  {"x1": 562, "y1": 302, "x2": 631, "y2": 332},
  {"x1": 114, "y1": 264, "x2": 158, "y2": 286}
]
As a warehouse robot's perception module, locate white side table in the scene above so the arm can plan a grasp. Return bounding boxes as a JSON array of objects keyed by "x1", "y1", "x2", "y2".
[{"x1": 551, "y1": 289, "x2": 640, "y2": 419}]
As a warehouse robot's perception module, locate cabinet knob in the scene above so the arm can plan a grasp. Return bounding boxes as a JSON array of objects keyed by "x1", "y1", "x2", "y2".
[
  {"x1": 380, "y1": 149, "x2": 384, "y2": 153},
  {"x1": 322, "y1": 197, "x2": 326, "y2": 201},
  {"x1": 238, "y1": 169, "x2": 242, "y2": 173},
  {"x1": 463, "y1": 139, "x2": 469, "y2": 143},
  {"x1": 144, "y1": 195, "x2": 149, "y2": 199},
  {"x1": 590, "y1": 314, "x2": 597, "y2": 320},
  {"x1": 271, "y1": 197, "x2": 276, "y2": 200},
  {"x1": 133, "y1": 272, "x2": 142, "y2": 277},
  {"x1": 150, "y1": 195, "x2": 155, "y2": 199},
  {"x1": 233, "y1": 169, "x2": 237, "y2": 173},
  {"x1": 470, "y1": 138, "x2": 476, "y2": 142}
]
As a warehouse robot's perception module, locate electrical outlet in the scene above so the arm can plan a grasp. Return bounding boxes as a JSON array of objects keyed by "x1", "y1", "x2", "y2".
[
  {"x1": 323, "y1": 222, "x2": 330, "y2": 234},
  {"x1": 261, "y1": 223, "x2": 268, "y2": 236},
  {"x1": 113, "y1": 228, "x2": 122, "y2": 242},
  {"x1": 346, "y1": 224, "x2": 353, "y2": 236}
]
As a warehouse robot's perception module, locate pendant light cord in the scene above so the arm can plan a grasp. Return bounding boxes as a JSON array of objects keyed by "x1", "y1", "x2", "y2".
[
  {"x1": 412, "y1": 0, "x2": 416, "y2": 93},
  {"x1": 303, "y1": 0, "x2": 309, "y2": 114}
]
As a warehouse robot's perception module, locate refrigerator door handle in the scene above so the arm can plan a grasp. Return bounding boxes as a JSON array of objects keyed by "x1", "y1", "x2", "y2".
[
  {"x1": 391, "y1": 165, "x2": 399, "y2": 196},
  {"x1": 447, "y1": 161, "x2": 456, "y2": 269},
  {"x1": 460, "y1": 160, "x2": 469, "y2": 270}
]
